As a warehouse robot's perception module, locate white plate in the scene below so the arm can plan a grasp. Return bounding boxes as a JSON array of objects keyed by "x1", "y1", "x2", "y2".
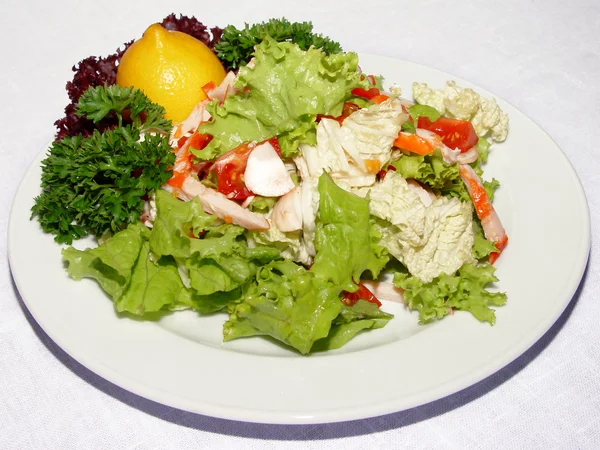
[{"x1": 8, "y1": 55, "x2": 590, "y2": 424}]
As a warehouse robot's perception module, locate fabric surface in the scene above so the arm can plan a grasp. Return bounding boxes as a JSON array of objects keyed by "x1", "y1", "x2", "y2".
[{"x1": 1, "y1": 0, "x2": 599, "y2": 448}]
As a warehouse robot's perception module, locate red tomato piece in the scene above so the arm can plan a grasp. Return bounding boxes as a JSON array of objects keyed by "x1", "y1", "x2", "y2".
[
  {"x1": 417, "y1": 117, "x2": 478, "y2": 152},
  {"x1": 211, "y1": 143, "x2": 255, "y2": 201},
  {"x1": 351, "y1": 87, "x2": 381, "y2": 100},
  {"x1": 336, "y1": 102, "x2": 360, "y2": 124},
  {"x1": 316, "y1": 102, "x2": 360, "y2": 125},
  {"x1": 377, "y1": 164, "x2": 396, "y2": 180},
  {"x1": 342, "y1": 283, "x2": 382, "y2": 307},
  {"x1": 189, "y1": 133, "x2": 213, "y2": 151}
]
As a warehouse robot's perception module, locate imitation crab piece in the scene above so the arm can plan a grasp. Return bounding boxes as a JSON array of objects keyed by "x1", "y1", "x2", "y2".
[
  {"x1": 203, "y1": 71, "x2": 238, "y2": 103},
  {"x1": 244, "y1": 141, "x2": 295, "y2": 197},
  {"x1": 459, "y1": 164, "x2": 508, "y2": 263},
  {"x1": 170, "y1": 176, "x2": 269, "y2": 230},
  {"x1": 272, "y1": 186, "x2": 303, "y2": 232},
  {"x1": 170, "y1": 100, "x2": 211, "y2": 146}
]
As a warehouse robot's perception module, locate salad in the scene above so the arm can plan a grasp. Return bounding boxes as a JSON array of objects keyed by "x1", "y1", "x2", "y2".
[{"x1": 31, "y1": 16, "x2": 509, "y2": 354}]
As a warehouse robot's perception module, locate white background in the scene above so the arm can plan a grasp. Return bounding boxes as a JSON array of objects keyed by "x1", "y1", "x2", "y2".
[{"x1": 1, "y1": 0, "x2": 599, "y2": 448}]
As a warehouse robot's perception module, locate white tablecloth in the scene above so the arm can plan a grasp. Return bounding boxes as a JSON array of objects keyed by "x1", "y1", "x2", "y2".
[{"x1": 1, "y1": 1, "x2": 598, "y2": 448}]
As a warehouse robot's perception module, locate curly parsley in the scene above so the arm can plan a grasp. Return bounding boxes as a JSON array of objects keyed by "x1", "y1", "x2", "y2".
[
  {"x1": 32, "y1": 85, "x2": 174, "y2": 244},
  {"x1": 215, "y1": 18, "x2": 343, "y2": 70}
]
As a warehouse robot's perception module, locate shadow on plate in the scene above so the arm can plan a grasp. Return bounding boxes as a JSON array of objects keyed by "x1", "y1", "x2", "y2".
[{"x1": 11, "y1": 265, "x2": 588, "y2": 440}]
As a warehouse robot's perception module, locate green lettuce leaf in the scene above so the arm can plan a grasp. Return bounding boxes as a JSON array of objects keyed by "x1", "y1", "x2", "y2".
[
  {"x1": 391, "y1": 150, "x2": 470, "y2": 202},
  {"x1": 149, "y1": 191, "x2": 280, "y2": 298},
  {"x1": 114, "y1": 245, "x2": 190, "y2": 315},
  {"x1": 63, "y1": 190, "x2": 281, "y2": 314},
  {"x1": 195, "y1": 37, "x2": 369, "y2": 159},
  {"x1": 472, "y1": 220, "x2": 498, "y2": 260},
  {"x1": 310, "y1": 173, "x2": 389, "y2": 291},
  {"x1": 312, "y1": 300, "x2": 393, "y2": 351},
  {"x1": 62, "y1": 223, "x2": 190, "y2": 315},
  {"x1": 223, "y1": 260, "x2": 344, "y2": 354},
  {"x1": 149, "y1": 190, "x2": 218, "y2": 259},
  {"x1": 393, "y1": 263, "x2": 506, "y2": 324}
]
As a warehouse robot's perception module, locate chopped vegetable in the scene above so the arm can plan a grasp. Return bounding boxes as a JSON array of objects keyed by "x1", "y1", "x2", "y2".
[
  {"x1": 393, "y1": 263, "x2": 506, "y2": 325},
  {"x1": 418, "y1": 116, "x2": 478, "y2": 152}
]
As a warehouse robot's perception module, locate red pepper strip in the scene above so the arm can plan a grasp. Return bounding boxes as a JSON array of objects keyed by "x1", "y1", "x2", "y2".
[
  {"x1": 342, "y1": 283, "x2": 382, "y2": 307},
  {"x1": 393, "y1": 132, "x2": 435, "y2": 155},
  {"x1": 351, "y1": 87, "x2": 381, "y2": 100},
  {"x1": 370, "y1": 94, "x2": 389, "y2": 104}
]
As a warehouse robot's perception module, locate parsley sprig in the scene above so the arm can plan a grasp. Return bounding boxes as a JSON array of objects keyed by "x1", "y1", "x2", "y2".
[
  {"x1": 32, "y1": 85, "x2": 174, "y2": 244},
  {"x1": 215, "y1": 18, "x2": 343, "y2": 70}
]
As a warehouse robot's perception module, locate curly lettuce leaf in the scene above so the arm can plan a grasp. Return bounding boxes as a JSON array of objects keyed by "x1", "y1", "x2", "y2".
[
  {"x1": 471, "y1": 220, "x2": 498, "y2": 260},
  {"x1": 62, "y1": 223, "x2": 190, "y2": 315},
  {"x1": 391, "y1": 150, "x2": 469, "y2": 201},
  {"x1": 393, "y1": 263, "x2": 506, "y2": 324},
  {"x1": 195, "y1": 37, "x2": 369, "y2": 159},
  {"x1": 115, "y1": 244, "x2": 190, "y2": 315},
  {"x1": 149, "y1": 190, "x2": 218, "y2": 259},
  {"x1": 63, "y1": 190, "x2": 281, "y2": 315},
  {"x1": 312, "y1": 300, "x2": 393, "y2": 352},
  {"x1": 311, "y1": 173, "x2": 389, "y2": 292},
  {"x1": 224, "y1": 260, "x2": 344, "y2": 354}
]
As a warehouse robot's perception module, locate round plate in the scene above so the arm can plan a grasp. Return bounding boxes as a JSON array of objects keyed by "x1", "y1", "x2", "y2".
[{"x1": 8, "y1": 54, "x2": 590, "y2": 424}]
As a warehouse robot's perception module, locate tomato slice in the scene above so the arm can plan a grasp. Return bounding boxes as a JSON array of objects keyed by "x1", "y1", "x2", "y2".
[
  {"x1": 342, "y1": 283, "x2": 382, "y2": 307},
  {"x1": 316, "y1": 102, "x2": 360, "y2": 124},
  {"x1": 211, "y1": 143, "x2": 255, "y2": 200},
  {"x1": 417, "y1": 116, "x2": 478, "y2": 152},
  {"x1": 316, "y1": 102, "x2": 360, "y2": 125},
  {"x1": 351, "y1": 87, "x2": 381, "y2": 100},
  {"x1": 189, "y1": 133, "x2": 213, "y2": 151}
]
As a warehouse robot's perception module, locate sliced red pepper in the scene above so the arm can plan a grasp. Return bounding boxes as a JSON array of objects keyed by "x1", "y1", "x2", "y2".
[
  {"x1": 393, "y1": 132, "x2": 435, "y2": 155},
  {"x1": 370, "y1": 94, "x2": 390, "y2": 104},
  {"x1": 351, "y1": 87, "x2": 381, "y2": 100},
  {"x1": 342, "y1": 283, "x2": 382, "y2": 307},
  {"x1": 177, "y1": 136, "x2": 188, "y2": 148}
]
